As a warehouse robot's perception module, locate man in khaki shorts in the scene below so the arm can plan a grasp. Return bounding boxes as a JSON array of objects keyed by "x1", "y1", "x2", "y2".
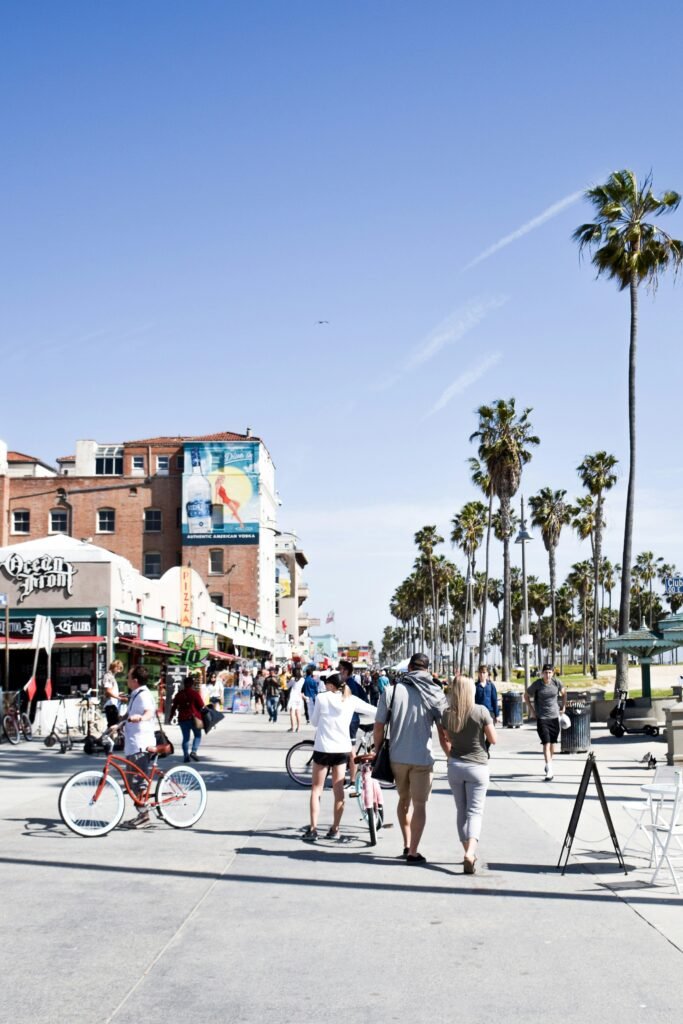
[{"x1": 373, "y1": 652, "x2": 447, "y2": 864}]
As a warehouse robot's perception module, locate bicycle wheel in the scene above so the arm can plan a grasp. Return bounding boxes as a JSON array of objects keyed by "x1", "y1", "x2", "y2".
[
  {"x1": 367, "y1": 806, "x2": 377, "y2": 846},
  {"x1": 20, "y1": 714, "x2": 32, "y2": 742},
  {"x1": 155, "y1": 766, "x2": 207, "y2": 828},
  {"x1": 354, "y1": 774, "x2": 369, "y2": 822},
  {"x1": 3, "y1": 715, "x2": 20, "y2": 745},
  {"x1": 286, "y1": 740, "x2": 316, "y2": 786},
  {"x1": 59, "y1": 771, "x2": 125, "y2": 837},
  {"x1": 78, "y1": 707, "x2": 88, "y2": 735}
]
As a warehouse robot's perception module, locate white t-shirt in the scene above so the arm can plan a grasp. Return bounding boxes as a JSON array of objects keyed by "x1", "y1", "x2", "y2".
[
  {"x1": 103, "y1": 672, "x2": 120, "y2": 709},
  {"x1": 289, "y1": 677, "x2": 304, "y2": 706},
  {"x1": 311, "y1": 692, "x2": 377, "y2": 753},
  {"x1": 124, "y1": 686, "x2": 156, "y2": 755}
]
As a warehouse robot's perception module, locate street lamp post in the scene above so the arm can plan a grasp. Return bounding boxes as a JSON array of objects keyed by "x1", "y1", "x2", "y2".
[{"x1": 515, "y1": 496, "x2": 533, "y2": 696}]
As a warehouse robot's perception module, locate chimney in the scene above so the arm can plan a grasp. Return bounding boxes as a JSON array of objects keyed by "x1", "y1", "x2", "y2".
[{"x1": 246, "y1": 426, "x2": 252, "y2": 438}]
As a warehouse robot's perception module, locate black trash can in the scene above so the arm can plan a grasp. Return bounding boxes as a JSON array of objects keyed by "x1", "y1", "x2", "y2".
[
  {"x1": 502, "y1": 690, "x2": 523, "y2": 728},
  {"x1": 560, "y1": 700, "x2": 592, "y2": 753}
]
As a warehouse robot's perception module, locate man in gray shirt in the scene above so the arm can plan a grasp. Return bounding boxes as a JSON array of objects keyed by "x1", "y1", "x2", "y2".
[
  {"x1": 524, "y1": 663, "x2": 566, "y2": 781},
  {"x1": 373, "y1": 652, "x2": 447, "y2": 864}
]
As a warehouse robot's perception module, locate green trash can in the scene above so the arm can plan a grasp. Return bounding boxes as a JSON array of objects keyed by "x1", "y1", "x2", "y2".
[
  {"x1": 502, "y1": 690, "x2": 523, "y2": 728},
  {"x1": 560, "y1": 700, "x2": 591, "y2": 753}
]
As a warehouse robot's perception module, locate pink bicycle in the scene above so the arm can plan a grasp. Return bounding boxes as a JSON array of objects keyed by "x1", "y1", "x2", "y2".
[{"x1": 354, "y1": 753, "x2": 384, "y2": 845}]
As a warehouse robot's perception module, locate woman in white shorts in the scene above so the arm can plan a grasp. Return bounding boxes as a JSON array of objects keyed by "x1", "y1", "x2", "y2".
[{"x1": 288, "y1": 669, "x2": 305, "y2": 732}]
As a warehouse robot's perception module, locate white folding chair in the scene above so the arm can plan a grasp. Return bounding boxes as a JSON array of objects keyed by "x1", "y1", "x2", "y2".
[
  {"x1": 622, "y1": 766, "x2": 678, "y2": 863},
  {"x1": 646, "y1": 773, "x2": 683, "y2": 893}
]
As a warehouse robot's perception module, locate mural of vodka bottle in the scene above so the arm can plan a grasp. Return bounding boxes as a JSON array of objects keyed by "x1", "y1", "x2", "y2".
[{"x1": 186, "y1": 448, "x2": 212, "y2": 534}]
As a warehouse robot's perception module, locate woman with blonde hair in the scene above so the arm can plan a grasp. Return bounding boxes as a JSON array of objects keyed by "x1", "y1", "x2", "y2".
[
  {"x1": 102, "y1": 659, "x2": 127, "y2": 728},
  {"x1": 437, "y1": 674, "x2": 497, "y2": 874},
  {"x1": 303, "y1": 672, "x2": 376, "y2": 842}
]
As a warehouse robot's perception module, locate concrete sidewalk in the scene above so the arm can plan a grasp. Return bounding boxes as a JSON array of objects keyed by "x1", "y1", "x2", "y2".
[{"x1": 0, "y1": 714, "x2": 681, "y2": 1024}]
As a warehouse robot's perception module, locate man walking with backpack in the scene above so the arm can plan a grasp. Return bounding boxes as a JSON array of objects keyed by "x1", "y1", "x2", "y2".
[
  {"x1": 475, "y1": 665, "x2": 498, "y2": 757},
  {"x1": 373, "y1": 652, "x2": 447, "y2": 864}
]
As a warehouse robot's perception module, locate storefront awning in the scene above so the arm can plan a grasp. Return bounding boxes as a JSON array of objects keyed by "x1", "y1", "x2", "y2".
[
  {"x1": 117, "y1": 637, "x2": 175, "y2": 655},
  {"x1": 207, "y1": 649, "x2": 237, "y2": 662}
]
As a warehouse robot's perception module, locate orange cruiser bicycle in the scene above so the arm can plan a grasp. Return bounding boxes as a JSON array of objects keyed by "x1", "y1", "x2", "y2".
[{"x1": 58, "y1": 739, "x2": 207, "y2": 837}]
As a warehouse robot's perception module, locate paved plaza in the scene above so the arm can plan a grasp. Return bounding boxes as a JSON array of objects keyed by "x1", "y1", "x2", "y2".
[{"x1": 1, "y1": 713, "x2": 682, "y2": 1024}]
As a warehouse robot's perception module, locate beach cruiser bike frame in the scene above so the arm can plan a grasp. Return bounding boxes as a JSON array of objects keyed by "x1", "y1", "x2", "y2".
[{"x1": 59, "y1": 741, "x2": 207, "y2": 837}]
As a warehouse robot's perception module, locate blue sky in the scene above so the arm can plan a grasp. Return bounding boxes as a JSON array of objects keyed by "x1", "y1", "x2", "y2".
[{"x1": 2, "y1": 2, "x2": 682, "y2": 646}]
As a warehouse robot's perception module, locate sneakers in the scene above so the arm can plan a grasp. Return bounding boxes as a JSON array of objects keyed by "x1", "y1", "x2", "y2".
[
  {"x1": 189, "y1": 752, "x2": 200, "y2": 762},
  {"x1": 545, "y1": 763, "x2": 554, "y2": 781},
  {"x1": 121, "y1": 809, "x2": 151, "y2": 829},
  {"x1": 302, "y1": 827, "x2": 318, "y2": 843}
]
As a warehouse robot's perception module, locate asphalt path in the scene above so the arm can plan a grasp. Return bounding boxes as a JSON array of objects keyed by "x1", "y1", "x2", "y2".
[{"x1": 1, "y1": 714, "x2": 681, "y2": 1024}]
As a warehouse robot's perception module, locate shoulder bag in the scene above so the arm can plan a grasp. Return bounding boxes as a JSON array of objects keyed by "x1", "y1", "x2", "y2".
[{"x1": 371, "y1": 686, "x2": 394, "y2": 785}]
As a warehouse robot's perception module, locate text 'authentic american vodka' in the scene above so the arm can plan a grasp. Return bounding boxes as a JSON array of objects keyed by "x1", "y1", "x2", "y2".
[{"x1": 186, "y1": 448, "x2": 212, "y2": 533}]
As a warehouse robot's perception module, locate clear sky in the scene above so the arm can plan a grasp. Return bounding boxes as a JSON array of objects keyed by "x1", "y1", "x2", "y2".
[{"x1": 2, "y1": 1, "x2": 682, "y2": 646}]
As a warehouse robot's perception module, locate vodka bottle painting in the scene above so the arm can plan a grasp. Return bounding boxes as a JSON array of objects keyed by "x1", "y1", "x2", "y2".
[
  {"x1": 182, "y1": 442, "x2": 260, "y2": 544},
  {"x1": 186, "y1": 447, "x2": 213, "y2": 534}
]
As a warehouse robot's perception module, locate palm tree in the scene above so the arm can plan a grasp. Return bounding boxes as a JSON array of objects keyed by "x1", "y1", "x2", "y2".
[
  {"x1": 568, "y1": 561, "x2": 593, "y2": 675},
  {"x1": 488, "y1": 578, "x2": 503, "y2": 624},
  {"x1": 451, "y1": 500, "x2": 487, "y2": 671},
  {"x1": 528, "y1": 487, "x2": 572, "y2": 666},
  {"x1": 414, "y1": 525, "x2": 444, "y2": 666},
  {"x1": 574, "y1": 170, "x2": 683, "y2": 691},
  {"x1": 634, "y1": 551, "x2": 664, "y2": 628},
  {"x1": 571, "y1": 494, "x2": 597, "y2": 556},
  {"x1": 578, "y1": 452, "x2": 618, "y2": 680},
  {"x1": 469, "y1": 457, "x2": 495, "y2": 663},
  {"x1": 471, "y1": 400, "x2": 539, "y2": 682}
]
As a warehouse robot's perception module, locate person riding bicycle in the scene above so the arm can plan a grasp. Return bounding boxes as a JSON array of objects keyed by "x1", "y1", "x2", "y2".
[
  {"x1": 119, "y1": 665, "x2": 156, "y2": 828},
  {"x1": 338, "y1": 659, "x2": 372, "y2": 788}
]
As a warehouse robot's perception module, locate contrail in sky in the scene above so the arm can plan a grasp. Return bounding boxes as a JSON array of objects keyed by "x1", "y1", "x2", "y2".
[
  {"x1": 426, "y1": 352, "x2": 502, "y2": 417},
  {"x1": 463, "y1": 188, "x2": 585, "y2": 271}
]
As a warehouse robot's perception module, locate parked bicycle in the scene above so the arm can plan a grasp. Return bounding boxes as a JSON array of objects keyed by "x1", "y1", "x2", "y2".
[
  {"x1": 3, "y1": 694, "x2": 32, "y2": 744},
  {"x1": 77, "y1": 689, "x2": 105, "y2": 737},
  {"x1": 59, "y1": 740, "x2": 207, "y2": 837}
]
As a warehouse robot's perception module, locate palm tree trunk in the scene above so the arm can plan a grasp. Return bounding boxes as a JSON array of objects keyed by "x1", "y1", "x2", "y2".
[
  {"x1": 582, "y1": 601, "x2": 588, "y2": 675},
  {"x1": 592, "y1": 496, "x2": 602, "y2": 681},
  {"x1": 428, "y1": 561, "x2": 437, "y2": 668},
  {"x1": 617, "y1": 271, "x2": 638, "y2": 695},
  {"x1": 501, "y1": 495, "x2": 512, "y2": 683},
  {"x1": 549, "y1": 544, "x2": 557, "y2": 666},
  {"x1": 478, "y1": 491, "x2": 493, "y2": 661}
]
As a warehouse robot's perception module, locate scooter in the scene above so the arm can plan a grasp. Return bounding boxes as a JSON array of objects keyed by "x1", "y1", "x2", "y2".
[
  {"x1": 44, "y1": 699, "x2": 74, "y2": 753},
  {"x1": 608, "y1": 687, "x2": 660, "y2": 737}
]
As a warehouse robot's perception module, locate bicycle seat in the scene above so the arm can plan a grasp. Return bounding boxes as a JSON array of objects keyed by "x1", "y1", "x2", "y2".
[
  {"x1": 357, "y1": 723, "x2": 374, "y2": 733},
  {"x1": 146, "y1": 743, "x2": 173, "y2": 757}
]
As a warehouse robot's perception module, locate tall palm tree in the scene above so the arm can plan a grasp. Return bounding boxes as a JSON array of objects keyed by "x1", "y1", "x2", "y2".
[
  {"x1": 451, "y1": 500, "x2": 488, "y2": 671},
  {"x1": 574, "y1": 170, "x2": 683, "y2": 690},
  {"x1": 414, "y1": 525, "x2": 443, "y2": 666},
  {"x1": 528, "y1": 487, "x2": 572, "y2": 667},
  {"x1": 469, "y1": 457, "x2": 495, "y2": 663},
  {"x1": 568, "y1": 560, "x2": 593, "y2": 675},
  {"x1": 571, "y1": 494, "x2": 597, "y2": 556},
  {"x1": 578, "y1": 451, "x2": 618, "y2": 680},
  {"x1": 471, "y1": 400, "x2": 539, "y2": 681}
]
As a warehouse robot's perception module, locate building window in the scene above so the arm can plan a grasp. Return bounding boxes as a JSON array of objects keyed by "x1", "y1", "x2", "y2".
[
  {"x1": 209, "y1": 549, "x2": 224, "y2": 574},
  {"x1": 97, "y1": 508, "x2": 116, "y2": 533},
  {"x1": 12, "y1": 510, "x2": 30, "y2": 534},
  {"x1": 95, "y1": 446, "x2": 123, "y2": 475},
  {"x1": 144, "y1": 508, "x2": 162, "y2": 532},
  {"x1": 49, "y1": 508, "x2": 68, "y2": 534},
  {"x1": 176, "y1": 455, "x2": 185, "y2": 472},
  {"x1": 210, "y1": 593, "x2": 224, "y2": 606},
  {"x1": 144, "y1": 552, "x2": 162, "y2": 579},
  {"x1": 132, "y1": 455, "x2": 145, "y2": 475},
  {"x1": 156, "y1": 455, "x2": 170, "y2": 475}
]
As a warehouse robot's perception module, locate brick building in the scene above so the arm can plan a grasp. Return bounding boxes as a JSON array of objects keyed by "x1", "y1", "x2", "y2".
[{"x1": 0, "y1": 432, "x2": 283, "y2": 645}]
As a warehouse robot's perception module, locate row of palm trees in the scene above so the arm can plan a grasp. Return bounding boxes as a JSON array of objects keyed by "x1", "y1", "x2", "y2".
[
  {"x1": 381, "y1": 544, "x2": 682, "y2": 677},
  {"x1": 380, "y1": 169, "x2": 683, "y2": 688}
]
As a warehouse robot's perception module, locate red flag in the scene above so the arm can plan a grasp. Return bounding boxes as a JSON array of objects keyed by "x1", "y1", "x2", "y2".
[
  {"x1": 24, "y1": 677, "x2": 37, "y2": 702},
  {"x1": 44, "y1": 678, "x2": 53, "y2": 701}
]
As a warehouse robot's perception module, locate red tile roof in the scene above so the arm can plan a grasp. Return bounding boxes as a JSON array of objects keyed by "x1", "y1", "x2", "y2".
[
  {"x1": 8, "y1": 451, "x2": 40, "y2": 463},
  {"x1": 123, "y1": 432, "x2": 259, "y2": 446},
  {"x1": 57, "y1": 455, "x2": 75, "y2": 462}
]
